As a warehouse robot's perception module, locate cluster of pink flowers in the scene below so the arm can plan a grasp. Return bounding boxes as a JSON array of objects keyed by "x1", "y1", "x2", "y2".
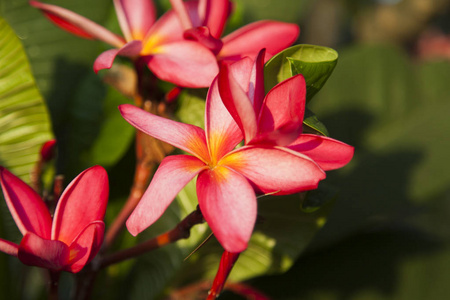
[{"x1": 0, "y1": 0, "x2": 353, "y2": 276}]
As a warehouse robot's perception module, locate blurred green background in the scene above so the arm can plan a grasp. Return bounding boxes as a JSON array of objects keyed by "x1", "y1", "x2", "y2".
[{"x1": 1, "y1": 0, "x2": 450, "y2": 299}]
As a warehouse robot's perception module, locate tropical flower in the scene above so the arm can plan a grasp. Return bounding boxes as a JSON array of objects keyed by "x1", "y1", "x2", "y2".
[
  {"x1": 120, "y1": 56, "x2": 353, "y2": 252},
  {"x1": 170, "y1": 0, "x2": 300, "y2": 63},
  {"x1": 30, "y1": 0, "x2": 218, "y2": 87},
  {"x1": 0, "y1": 166, "x2": 109, "y2": 273},
  {"x1": 218, "y1": 50, "x2": 355, "y2": 174}
]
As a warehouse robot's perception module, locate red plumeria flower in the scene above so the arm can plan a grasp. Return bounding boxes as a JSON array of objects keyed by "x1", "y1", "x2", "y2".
[
  {"x1": 169, "y1": 0, "x2": 299, "y2": 63},
  {"x1": 218, "y1": 49, "x2": 354, "y2": 175},
  {"x1": 119, "y1": 56, "x2": 352, "y2": 252},
  {"x1": 30, "y1": 0, "x2": 218, "y2": 88},
  {"x1": 0, "y1": 166, "x2": 109, "y2": 273}
]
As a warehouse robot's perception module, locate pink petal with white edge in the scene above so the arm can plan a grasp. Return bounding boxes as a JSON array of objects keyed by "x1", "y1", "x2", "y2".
[
  {"x1": 127, "y1": 155, "x2": 207, "y2": 236},
  {"x1": 52, "y1": 166, "x2": 108, "y2": 246},
  {"x1": 0, "y1": 239, "x2": 19, "y2": 257},
  {"x1": 254, "y1": 74, "x2": 306, "y2": 146},
  {"x1": 119, "y1": 104, "x2": 210, "y2": 161},
  {"x1": 65, "y1": 221, "x2": 105, "y2": 273},
  {"x1": 30, "y1": 1, "x2": 125, "y2": 48},
  {"x1": 288, "y1": 134, "x2": 354, "y2": 171},
  {"x1": 18, "y1": 232, "x2": 69, "y2": 271},
  {"x1": 218, "y1": 64, "x2": 257, "y2": 143},
  {"x1": 0, "y1": 167, "x2": 52, "y2": 238},
  {"x1": 114, "y1": 0, "x2": 156, "y2": 41},
  {"x1": 205, "y1": 77, "x2": 242, "y2": 162},
  {"x1": 197, "y1": 166, "x2": 257, "y2": 252},
  {"x1": 222, "y1": 146, "x2": 326, "y2": 195},
  {"x1": 220, "y1": 21, "x2": 299, "y2": 62},
  {"x1": 93, "y1": 40, "x2": 143, "y2": 73},
  {"x1": 146, "y1": 40, "x2": 218, "y2": 87}
]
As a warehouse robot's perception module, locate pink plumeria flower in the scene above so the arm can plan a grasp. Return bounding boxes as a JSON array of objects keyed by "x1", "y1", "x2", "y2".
[
  {"x1": 0, "y1": 166, "x2": 109, "y2": 273},
  {"x1": 30, "y1": 0, "x2": 218, "y2": 88},
  {"x1": 218, "y1": 50, "x2": 354, "y2": 177},
  {"x1": 119, "y1": 56, "x2": 351, "y2": 252},
  {"x1": 169, "y1": 0, "x2": 299, "y2": 63}
]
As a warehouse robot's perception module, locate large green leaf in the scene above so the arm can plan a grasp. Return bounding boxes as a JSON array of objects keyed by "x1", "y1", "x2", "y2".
[
  {"x1": 0, "y1": 16, "x2": 53, "y2": 300},
  {"x1": 169, "y1": 189, "x2": 332, "y2": 292},
  {"x1": 265, "y1": 44, "x2": 338, "y2": 102},
  {"x1": 0, "y1": 17, "x2": 53, "y2": 180}
]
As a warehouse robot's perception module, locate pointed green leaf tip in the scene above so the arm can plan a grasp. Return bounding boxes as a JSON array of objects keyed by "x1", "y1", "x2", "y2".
[
  {"x1": 0, "y1": 17, "x2": 53, "y2": 182},
  {"x1": 264, "y1": 44, "x2": 338, "y2": 102},
  {"x1": 303, "y1": 109, "x2": 329, "y2": 137}
]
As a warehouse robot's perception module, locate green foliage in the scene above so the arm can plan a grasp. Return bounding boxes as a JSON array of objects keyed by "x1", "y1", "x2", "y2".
[
  {"x1": 265, "y1": 44, "x2": 338, "y2": 102},
  {"x1": 250, "y1": 44, "x2": 450, "y2": 300},
  {"x1": 265, "y1": 44, "x2": 338, "y2": 136},
  {"x1": 173, "y1": 191, "x2": 332, "y2": 287},
  {"x1": 0, "y1": 17, "x2": 53, "y2": 180}
]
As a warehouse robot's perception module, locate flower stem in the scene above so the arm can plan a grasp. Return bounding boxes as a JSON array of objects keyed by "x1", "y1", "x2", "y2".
[
  {"x1": 100, "y1": 207, "x2": 204, "y2": 268},
  {"x1": 103, "y1": 100, "x2": 173, "y2": 250},
  {"x1": 207, "y1": 251, "x2": 241, "y2": 299},
  {"x1": 48, "y1": 271, "x2": 60, "y2": 300}
]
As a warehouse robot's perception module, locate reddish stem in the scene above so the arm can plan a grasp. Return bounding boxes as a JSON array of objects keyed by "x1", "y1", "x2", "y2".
[
  {"x1": 207, "y1": 251, "x2": 241, "y2": 299},
  {"x1": 103, "y1": 100, "x2": 173, "y2": 250},
  {"x1": 100, "y1": 207, "x2": 204, "y2": 268}
]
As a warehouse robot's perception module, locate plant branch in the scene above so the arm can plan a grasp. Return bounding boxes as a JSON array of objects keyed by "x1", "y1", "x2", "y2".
[
  {"x1": 103, "y1": 100, "x2": 173, "y2": 250},
  {"x1": 100, "y1": 207, "x2": 205, "y2": 268}
]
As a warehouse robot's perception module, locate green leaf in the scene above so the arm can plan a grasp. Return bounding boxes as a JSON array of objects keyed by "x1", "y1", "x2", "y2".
[
  {"x1": 1, "y1": 0, "x2": 114, "y2": 131},
  {"x1": 175, "y1": 89, "x2": 207, "y2": 129},
  {"x1": 0, "y1": 17, "x2": 53, "y2": 181},
  {"x1": 264, "y1": 44, "x2": 338, "y2": 102},
  {"x1": 83, "y1": 86, "x2": 135, "y2": 167},
  {"x1": 173, "y1": 190, "x2": 332, "y2": 286},
  {"x1": 303, "y1": 109, "x2": 329, "y2": 136}
]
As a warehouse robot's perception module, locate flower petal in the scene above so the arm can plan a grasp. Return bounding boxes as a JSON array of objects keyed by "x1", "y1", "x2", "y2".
[
  {"x1": 205, "y1": 77, "x2": 243, "y2": 162},
  {"x1": 218, "y1": 64, "x2": 257, "y2": 143},
  {"x1": 222, "y1": 146, "x2": 326, "y2": 195},
  {"x1": 119, "y1": 104, "x2": 210, "y2": 161},
  {"x1": 145, "y1": 40, "x2": 219, "y2": 87},
  {"x1": 0, "y1": 167, "x2": 52, "y2": 238},
  {"x1": 93, "y1": 40, "x2": 143, "y2": 73},
  {"x1": 127, "y1": 155, "x2": 207, "y2": 236},
  {"x1": 114, "y1": 0, "x2": 156, "y2": 41},
  {"x1": 65, "y1": 221, "x2": 105, "y2": 273},
  {"x1": 30, "y1": 1, "x2": 125, "y2": 48},
  {"x1": 0, "y1": 239, "x2": 19, "y2": 257},
  {"x1": 254, "y1": 74, "x2": 306, "y2": 146},
  {"x1": 288, "y1": 134, "x2": 354, "y2": 171},
  {"x1": 248, "y1": 49, "x2": 266, "y2": 114},
  {"x1": 198, "y1": 0, "x2": 232, "y2": 38},
  {"x1": 169, "y1": 0, "x2": 193, "y2": 30},
  {"x1": 197, "y1": 166, "x2": 257, "y2": 252},
  {"x1": 220, "y1": 21, "x2": 299, "y2": 62},
  {"x1": 52, "y1": 166, "x2": 108, "y2": 246},
  {"x1": 142, "y1": 6, "x2": 186, "y2": 50},
  {"x1": 18, "y1": 232, "x2": 69, "y2": 271},
  {"x1": 184, "y1": 26, "x2": 223, "y2": 54}
]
